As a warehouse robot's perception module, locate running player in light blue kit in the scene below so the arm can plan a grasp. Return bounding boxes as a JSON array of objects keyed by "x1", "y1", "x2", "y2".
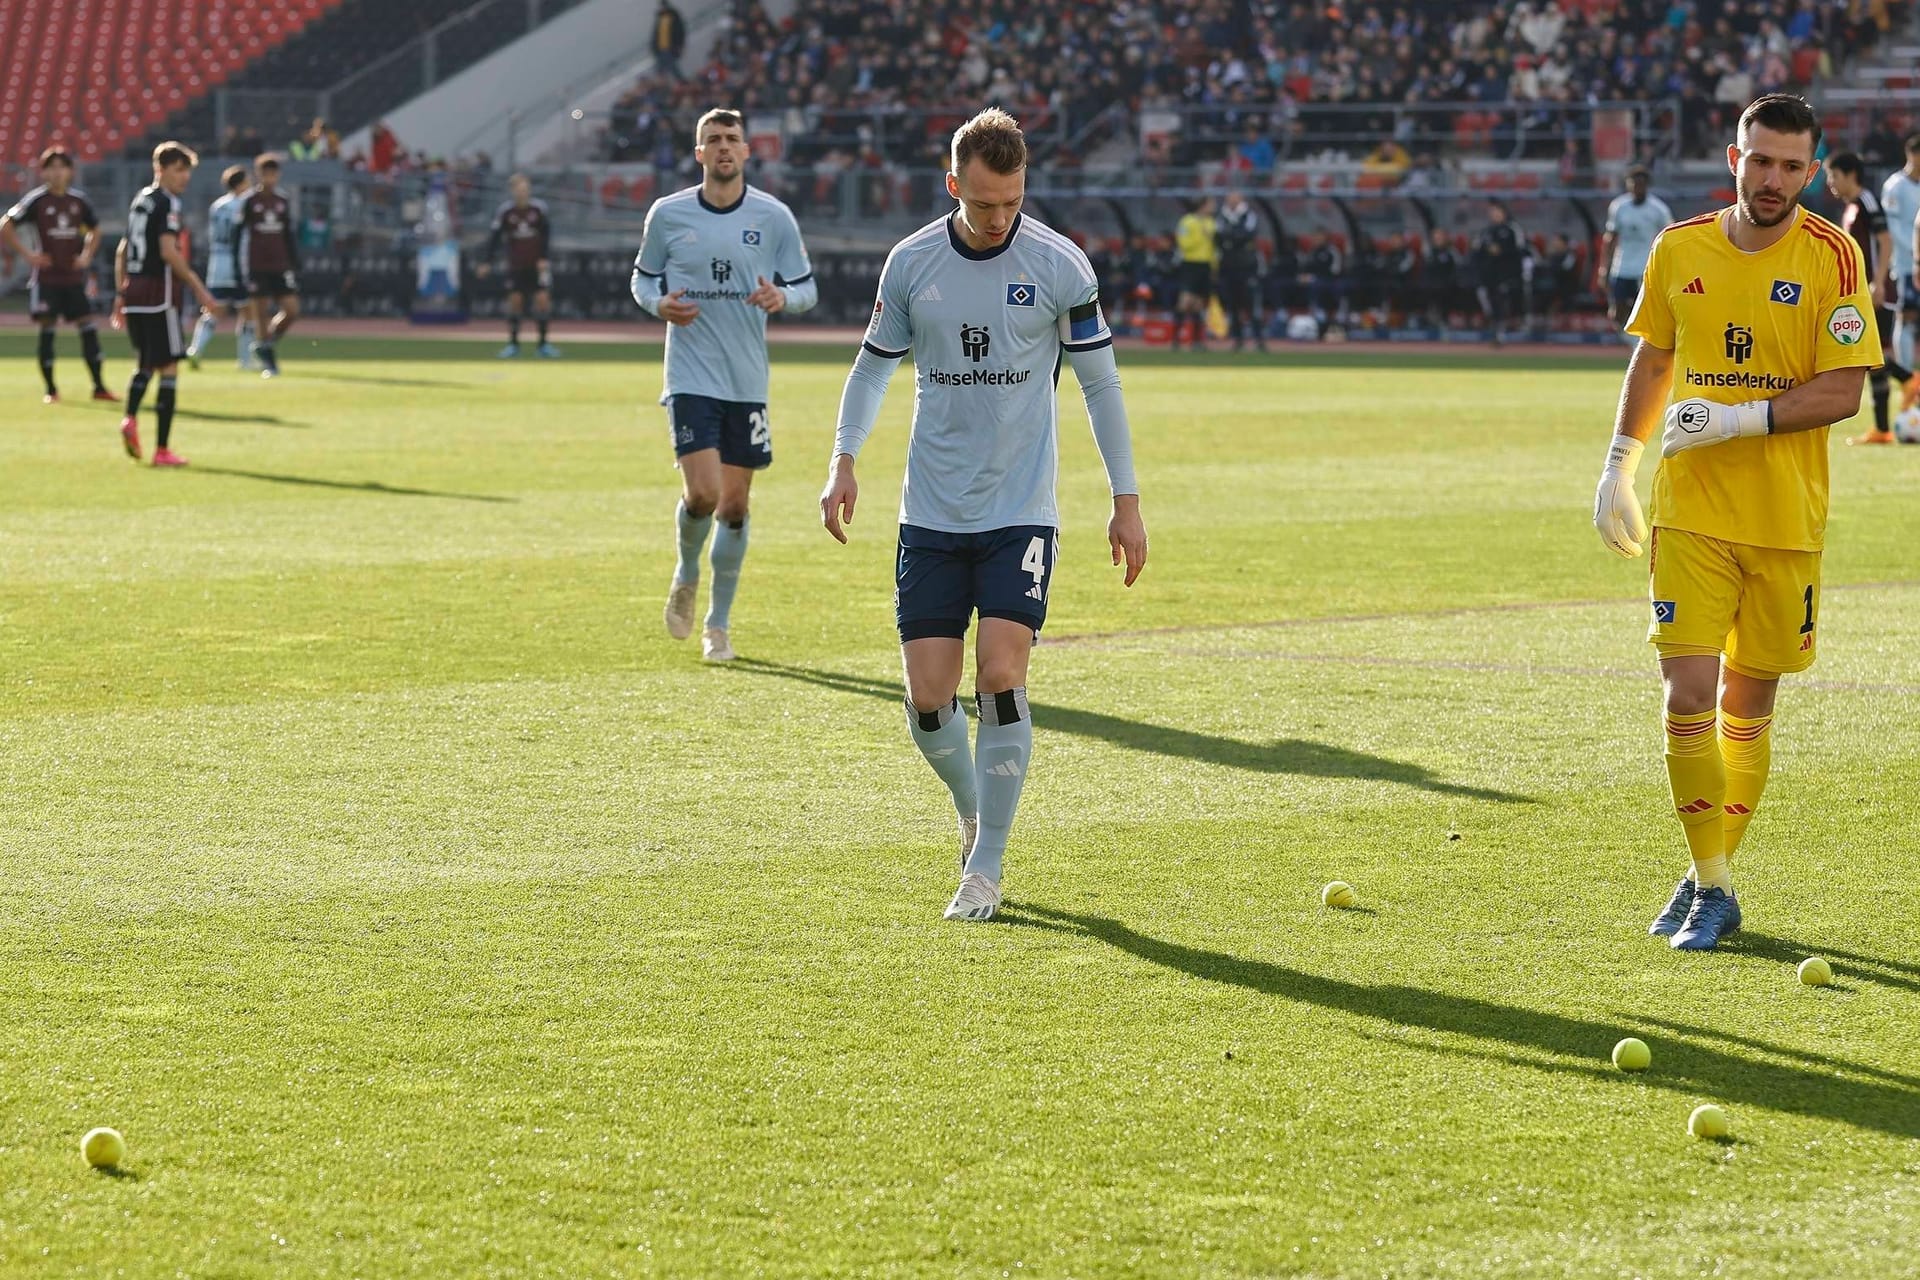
[
  {"x1": 821, "y1": 108, "x2": 1148, "y2": 923},
  {"x1": 1598, "y1": 166, "x2": 1673, "y2": 335},
  {"x1": 186, "y1": 164, "x2": 255, "y2": 370},
  {"x1": 1880, "y1": 134, "x2": 1920, "y2": 371},
  {"x1": 630, "y1": 107, "x2": 817, "y2": 662}
]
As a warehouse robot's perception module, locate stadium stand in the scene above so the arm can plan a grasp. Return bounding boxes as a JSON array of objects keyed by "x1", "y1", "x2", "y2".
[
  {"x1": 0, "y1": 0, "x2": 339, "y2": 166},
  {"x1": 130, "y1": 0, "x2": 594, "y2": 163},
  {"x1": 601, "y1": 0, "x2": 1911, "y2": 168}
]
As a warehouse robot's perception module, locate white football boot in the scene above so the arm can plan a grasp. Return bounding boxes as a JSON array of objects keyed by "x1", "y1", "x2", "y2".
[
  {"x1": 701, "y1": 627, "x2": 735, "y2": 662},
  {"x1": 664, "y1": 581, "x2": 696, "y2": 640},
  {"x1": 943, "y1": 872, "x2": 1002, "y2": 922}
]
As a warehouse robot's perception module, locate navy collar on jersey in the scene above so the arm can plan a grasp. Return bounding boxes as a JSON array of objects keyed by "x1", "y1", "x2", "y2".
[
  {"x1": 947, "y1": 211, "x2": 1022, "y2": 261},
  {"x1": 697, "y1": 184, "x2": 749, "y2": 215}
]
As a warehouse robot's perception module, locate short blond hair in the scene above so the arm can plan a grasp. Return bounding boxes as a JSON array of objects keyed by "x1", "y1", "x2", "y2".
[{"x1": 951, "y1": 107, "x2": 1026, "y2": 177}]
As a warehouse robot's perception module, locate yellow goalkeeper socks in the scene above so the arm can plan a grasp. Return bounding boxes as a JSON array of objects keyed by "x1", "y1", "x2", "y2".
[
  {"x1": 1720, "y1": 711, "x2": 1773, "y2": 863},
  {"x1": 1665, "y1": 710, "x2": 1731, "y2": 891}
]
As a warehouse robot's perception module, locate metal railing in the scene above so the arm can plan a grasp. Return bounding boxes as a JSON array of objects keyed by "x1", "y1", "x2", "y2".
[{"x1": 210, "y1": 0, "x2": 588, "y2": 150}]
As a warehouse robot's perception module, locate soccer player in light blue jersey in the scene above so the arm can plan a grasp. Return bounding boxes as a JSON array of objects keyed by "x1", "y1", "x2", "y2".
[
  {"x1": 186, "y1": 165, "x2": 256, "y2": 370},
  {"x1": 1880, "y1": 134, "x2": 1920, "y2": 370},
  {"x1": 630, "y1": 108, "x2": 817, "y2": 661},
  {"x1": 821, "y1": 108, "x2": 1148, "y2": 923},
  {"x1": 1599, "y1": 167, "x2": 1673, "y2": 335}
]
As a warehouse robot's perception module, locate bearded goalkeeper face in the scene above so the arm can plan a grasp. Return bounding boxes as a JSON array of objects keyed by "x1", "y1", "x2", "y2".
[{"x1": 1728, "y1": 120, "x2": 1819, "y2": 230}]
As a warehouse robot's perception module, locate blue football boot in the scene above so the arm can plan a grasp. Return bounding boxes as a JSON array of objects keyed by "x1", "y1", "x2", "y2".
[
  {"x1": 1670, "y1": 885, "x2": 1742, "y2": 951},
  {"x1": 1649, "y1": 878, "x2": 1695, "y2": 938}
]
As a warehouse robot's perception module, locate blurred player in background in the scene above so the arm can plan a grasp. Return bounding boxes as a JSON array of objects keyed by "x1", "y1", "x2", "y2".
[
  {"x1": 111, "y1": 142, "x2": 218, "y2": 467},
  {"x1": 1214, "y1": 189, "x2": 1266, "y2": 351},
  {"x1": 1592, "y1": 95, "x2": 1875, "y2": 951},
  {"x1": 630, "y1": 108, "x2": 817, "y2": 662},
  {"x1": 1473, "y1": 200, "x2": 1531, "y2": 345},
  {"x1": 1598, "y1": 166, "x2": 1674, "y2": 335},
  {"x1": 480, "y1": 174, "x2": 557, "y2": 358},
  {"x1": 186, "y1": 164, "x2": 256, "y2": 371},
  {"x1": 821, "y1": 108, "x2": 1147, "y2": 923},
  {"x1": 236, "y1": 154, "x2": 300, "y2": 378},
  {"x1": 1, "y1": 146, "x2": 114, "y2": 404},
  {"x1": 1879, "y1": 134, "x2": 1920, "y2": 370},
  {"x1": 1172, "y1": 196, "x2": 1215, "y2": 350},
  {"x1": 1826, "y1": 150, "x2": 1919, "y2": 443}
]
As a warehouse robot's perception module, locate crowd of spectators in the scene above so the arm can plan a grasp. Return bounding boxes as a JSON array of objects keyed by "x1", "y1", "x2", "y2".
[{"x1": 602, "y1": 0, "x2": 1911, "y2": 181}]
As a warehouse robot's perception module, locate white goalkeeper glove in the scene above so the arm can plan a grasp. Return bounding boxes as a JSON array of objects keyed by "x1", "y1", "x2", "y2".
[
  {"x1": 1593, "y1": 434, "x2": 1649, "y2": 559},
  {"x1": 1661, "y1": 397, "x2": 1771, "y2": 457}
]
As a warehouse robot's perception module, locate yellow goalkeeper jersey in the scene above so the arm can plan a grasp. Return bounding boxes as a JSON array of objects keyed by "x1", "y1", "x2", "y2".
[
  {"x1": 1627, "y1": 206, "x2": 1878, "y2": 552},
  {"x1": 1176, "y1": 213, "x2": 1216, "y2": 265}
]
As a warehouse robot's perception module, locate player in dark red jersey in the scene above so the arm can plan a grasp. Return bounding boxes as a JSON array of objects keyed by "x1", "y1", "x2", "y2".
[
  {"x1": 478, "y1": 174, "x2": 559, "y2": 357},
  {"x1": 109, "y1": 142, "x2": 218, "y2": 467},
  {"x1": 235, "y1": 154, "x2": 301, "y2": 378},
  {"x1": 0, "y1": 146, "x2": 114, "y2": 403}
]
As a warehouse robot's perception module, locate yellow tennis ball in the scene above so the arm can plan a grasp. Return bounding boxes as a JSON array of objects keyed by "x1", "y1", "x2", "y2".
[
  {"x1": 1688, "y1": 1104, "x2": 1731, "y2": 1140},
  {"x1": 1321, "y1": 881, "x2": 1356, "y2": 909},
  {"x1": 1797, "y1": 957, "x2": 1832, "y2": 987},
  {"x1": 81, "y1": 1127, "x2": 125, "y2": 1169},
  {"x1": 1612, "y1": 1037, "x2": 1651, "y2": 1072}
]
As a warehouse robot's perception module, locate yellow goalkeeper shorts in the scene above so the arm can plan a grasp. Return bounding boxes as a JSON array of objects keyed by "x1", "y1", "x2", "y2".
[{"x1": 1648, "y1": 527, "x2": 1821, "y2": 677}]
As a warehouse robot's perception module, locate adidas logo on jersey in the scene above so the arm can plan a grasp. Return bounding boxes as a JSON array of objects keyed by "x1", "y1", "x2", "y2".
[
  {"x1": 916, "y1": 283, "x2": 943, "y2": 302},
  {"x1": 1682, "y1": 277, "x2": 1706, "y2": 295}
]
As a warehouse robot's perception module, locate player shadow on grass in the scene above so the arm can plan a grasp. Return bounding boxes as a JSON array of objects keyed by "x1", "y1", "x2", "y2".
[
  {"x1": 299, "y1": 372, "x2": 473, "y2": 389},
  {"x1": 1005, "y1": 904, "x2": 1920, "y2": 1140},
  {"x1": 189, "y1": 467, "x2": 515, "y2": 503},
  {"x1": 171, "y1": 407, "x2": 311, "y2": 427},
  {"x1": 728, "y1": 659, "x2": 1528, "y2": 803},
  {"x1": 82, "y1": 402, "x2": 308, "y2": 427}
]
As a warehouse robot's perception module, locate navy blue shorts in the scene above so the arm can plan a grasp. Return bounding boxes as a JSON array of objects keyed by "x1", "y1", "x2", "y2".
[
  {"x1": 895, "y1": 523, "x2": 1058, "y2": 642},
  {"x1": 1609, "y1": 275, "x2": 1642, "y2": 313},
  {"x1": 668, "y1": 394, "x2": 771, "y2": 469},
  {"x1": 208, "y1": 284, "x2": 248, "y2": 307}
]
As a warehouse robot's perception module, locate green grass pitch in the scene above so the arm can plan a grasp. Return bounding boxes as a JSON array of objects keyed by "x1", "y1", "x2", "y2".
[{"x1": 2, "y1": 332, "x2": 1917, "y2": 1277}]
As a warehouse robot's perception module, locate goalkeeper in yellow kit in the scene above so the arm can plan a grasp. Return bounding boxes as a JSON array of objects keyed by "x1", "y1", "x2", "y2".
[{"x1": 1592, "y1": 94, "x2": 1878, "y2": 951}]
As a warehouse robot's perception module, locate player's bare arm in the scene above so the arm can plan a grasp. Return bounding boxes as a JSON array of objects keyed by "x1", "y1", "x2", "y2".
[
  {"x1": 157, "y1": 232, "x2": 217, "y2": 313},
  {"x1": 1108, "y1": 493, "x2": 1147, "y2": 586},
  {"x1": 1614, "y1": 339, "x2": 1675, "y2": 444},
  {"x1": 109, "y1": 237, "x2": 128, "y2": 327},
  {"x1": 820, "y1": 453, "x2": 857, "y2": 543},
  {"x1": 77, "y1": 224, "x2": 101, "y2": 272},
  {"x1": 1662, "y1": 366, "x2": 1870, "y2": 457},
  {"x1": 1742, "y1": 367, "x2": 1869, "y2": 436},
  {"x1": 0, "y1": 214, "x2": 48, "y2": 269}
]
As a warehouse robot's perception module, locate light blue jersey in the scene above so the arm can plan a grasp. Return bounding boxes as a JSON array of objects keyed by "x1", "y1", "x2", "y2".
[
  {"x1": 1605, "y1": 193, "x2": 1674, "y2": 280},
  {"x1": 836, "y1": 212, "x2": 1137, "y2": 533},
  {"x1": 630, "y1": 184, "x2": 816, "y2": 404},
  {"x1": 204, "y1": 190, "x2": 244, "y2": 290},
  {"x1": 1881, "y1": 169, "x2": 1920, "y2": 279}
]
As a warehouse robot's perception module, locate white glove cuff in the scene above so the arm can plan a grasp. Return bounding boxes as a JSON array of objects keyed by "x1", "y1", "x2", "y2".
[
  {"x1": 1603, "y1": 433, "x2": 1645, "y2": 475},
  {"x1": 1731, "y1": 400, "x2": 1773, "y2": 437}
]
